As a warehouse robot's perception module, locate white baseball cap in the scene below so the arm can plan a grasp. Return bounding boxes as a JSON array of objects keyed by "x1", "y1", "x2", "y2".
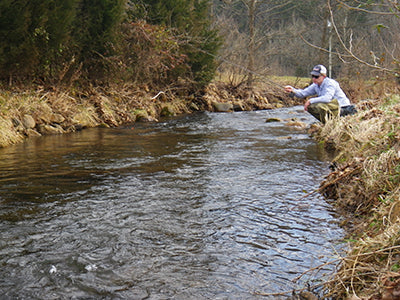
[{"x1": 310, "y1": 65, "x2": 327, "y2": 76}]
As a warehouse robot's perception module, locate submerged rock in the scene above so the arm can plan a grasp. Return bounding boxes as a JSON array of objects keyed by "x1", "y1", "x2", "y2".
[
  {"x1": 37, "y1": 124, "x2": 64, "y2": 135},
  {"x1": 285, "y1": 120, "x2": 307, "y2": 129},
  {"x1": 265, "y1": 117, "x2": 282, "y2": 123},
  {"x1": 212, "y1": 102, "x2": 233, "y2": 112},
  {"x1": 25, "y1": 129, "x2": 41, "y2": 137}
]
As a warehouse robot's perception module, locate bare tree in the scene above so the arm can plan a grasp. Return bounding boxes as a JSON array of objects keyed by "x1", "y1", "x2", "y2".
[
  {"x1": 241, "y1": 0, "x2": 295, "y2": 86},
  {"x1": 213, "y1": 0, "x2": 297, "y2": 87},
  {"x1": 213, "y1": 0, "x2": 393, "y2": 81},
  {"x1": 329, "y1": 0, "x2": 399, "y2": 76}
]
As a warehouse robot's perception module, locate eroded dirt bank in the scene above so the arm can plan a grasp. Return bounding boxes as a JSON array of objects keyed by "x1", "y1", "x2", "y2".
[{"x1": 0, "y1": 81, "x2": 302, "y2": 148}]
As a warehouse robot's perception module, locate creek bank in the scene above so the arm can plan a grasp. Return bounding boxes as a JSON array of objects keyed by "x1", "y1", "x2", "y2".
[
  {"x1": 311, "y1": 93, "x2": 400, "y2": 299},
  {"x1": 0, "y1": 81, "x2": 301, "y2": 148}
]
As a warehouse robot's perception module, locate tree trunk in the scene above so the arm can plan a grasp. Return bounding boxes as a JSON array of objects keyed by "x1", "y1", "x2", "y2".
[{"x1": 247, "y1": 0, "x2": 256, "y2": 87}]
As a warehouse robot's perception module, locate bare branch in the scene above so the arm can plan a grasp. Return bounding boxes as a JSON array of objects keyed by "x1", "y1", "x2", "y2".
[
  {"x1": 336, "y1": 0, "x2": 398, "y2": 16},
  {"x1": 255, "y1": 0, "x2": 293, "y2": 17},
  {"x1": 328, "y1": 0, "x2": 395, "y2": 73},
  {"x1": 299, "y1": 34, "x2": 352, "y2": 59}
]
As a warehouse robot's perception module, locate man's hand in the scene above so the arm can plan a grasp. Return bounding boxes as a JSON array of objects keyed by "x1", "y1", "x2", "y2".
[
  {"x1": 284, "y1": 85, "x2": 293, "y2": 93},
  {"x1": 304, "y1": 99, "x2": 311, "y2": 111}
]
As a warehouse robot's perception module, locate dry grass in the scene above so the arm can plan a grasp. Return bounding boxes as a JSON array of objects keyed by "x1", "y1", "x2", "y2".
[
  {"x1": 323, "y1": 224, "x2": 400, "y2": 299},
  {"x1": 314, "y1": 94, "x2": 400, "y2": 299},
  {"x1": 0, "y1": 116, "x2": 24, "y2": 146},
  {"x1": 0, "y1": 79, "x2": 299, "y2": 147},
  {"x1": 0, "y1": 83, "x2": 203, "y2": 147}
]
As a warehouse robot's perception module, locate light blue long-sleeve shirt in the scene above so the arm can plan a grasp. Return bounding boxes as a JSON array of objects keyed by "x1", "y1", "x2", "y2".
[{"x1": 292, "y1": 77, "x2": 351, "y2": 107}]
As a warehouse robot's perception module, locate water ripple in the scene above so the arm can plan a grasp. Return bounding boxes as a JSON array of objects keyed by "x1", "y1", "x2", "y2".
[{"x1": 0, "y1": 107, "x2": 344, "y2": 299}]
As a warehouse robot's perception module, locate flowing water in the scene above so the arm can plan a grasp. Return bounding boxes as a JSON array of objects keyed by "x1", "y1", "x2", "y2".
[{"x1": 0, "y1": 107, "x2": 344, "y2": 299}]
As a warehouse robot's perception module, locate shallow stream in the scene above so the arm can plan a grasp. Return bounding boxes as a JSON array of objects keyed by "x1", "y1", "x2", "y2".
[{"x1": 0, "y1": 106, "x2": 343, "y2": 299}]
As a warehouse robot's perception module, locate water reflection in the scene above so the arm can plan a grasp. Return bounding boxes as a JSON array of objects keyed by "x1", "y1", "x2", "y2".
[{"x1": 0, "y1": 107, "x2": 343, "y2": 299}]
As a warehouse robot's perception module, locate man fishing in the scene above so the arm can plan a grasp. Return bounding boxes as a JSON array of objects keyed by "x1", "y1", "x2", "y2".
[{"x1": 284, "y1": 64, "x2": 357, "y2": 123}]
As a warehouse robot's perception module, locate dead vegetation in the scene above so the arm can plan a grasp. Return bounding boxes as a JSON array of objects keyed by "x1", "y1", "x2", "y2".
[
  {"x1": 0, "y1": 79, "x2": 300, "y2": 148},
  {"x1": 203, "y1": 81, "x2": 302, "y2": 110},
  {"x1": 311, "y1": 90, "x2": 400, "y2": 299}
]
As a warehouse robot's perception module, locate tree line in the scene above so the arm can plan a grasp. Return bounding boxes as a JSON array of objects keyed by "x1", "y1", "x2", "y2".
[
  {"x1": 0, "y1": 0, "x2": 398, "y2": 89},
  {"x1": 0, "y1": 0, "x2": 220, "y2": 88},
  {"x1": 213, "y1": 0, "x2": 400, "y2": 84}
]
